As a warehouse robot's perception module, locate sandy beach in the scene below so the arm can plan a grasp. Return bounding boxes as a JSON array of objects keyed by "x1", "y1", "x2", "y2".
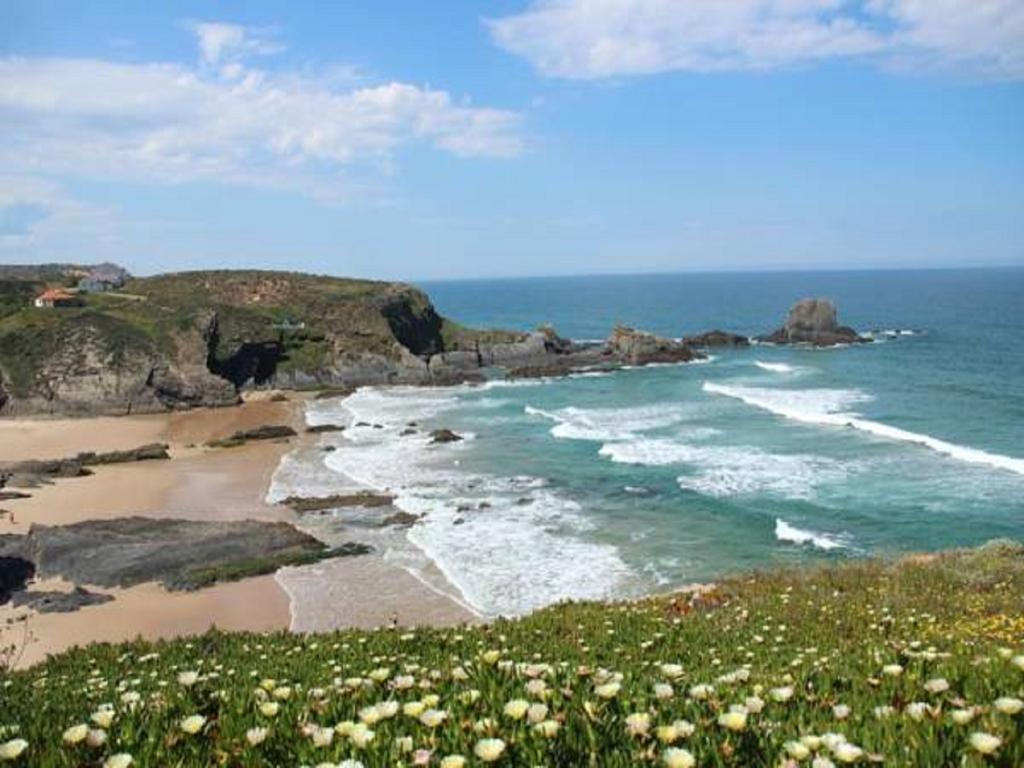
[{"x1": 1, "y1": 392, "x2": 474, "y2": 669}]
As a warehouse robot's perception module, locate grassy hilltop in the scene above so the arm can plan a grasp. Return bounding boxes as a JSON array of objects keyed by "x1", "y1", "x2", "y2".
[
  {"x1": 0, "y1": 269, "x2": 503, "y2": 415},
  {"x1": 2, "y1": 543, "x2": 1022, "y2": 767}
]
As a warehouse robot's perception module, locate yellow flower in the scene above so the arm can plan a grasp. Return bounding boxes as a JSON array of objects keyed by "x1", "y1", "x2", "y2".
[
  {"x1": 0, "y1": 740, "x2": 27, "y2": 761},
  {"x1": 969, "y1": 732, "x2": 1001, "y2": 755},
  {"x1": 359, "y1": 705, "x2": 382, "y2": 725},
  {"x1": 534, "y1": 719, "x2": 560, "y2": 738},
  {"x1": 259, "y1": 702, "x2": 280, "y2": 717},
  {"x1": 180, "y1": 715, "x2": 206, "y2": 735},
  {"x1": 717, "y1": 710, "x2": 747, "y2": 732},
  {"x1": 403, "y1": 701, "x2": 426, "y2": 718},
  {"x1": 656, "y1": 725, "x2": 679, "y2": 744},
  {"x1": 349, "y1": 724, "x2": 375, "y2": 748},
  {"x1": 994, "y1": 696, "x2": 1023, "y2": 715},
  {"x1": 62, "y1": 724, "x2": 88, "y2": 745},
  {"x1": 246, "y1": 727, "x2": 268, "y2": 746},
  {"x1": 103, "y1": 755, "x2": 133, "y2": 768},
  {"x1": 91, "y1": 710, "x2": 114, "y2": 729},
  {"x1": 335, "y1": 720, "x2": 356, "y2": 736},
  {"x1": 481, "y1": 650, "x2": 501, "y2": 665},
  {"x1": 662, "y1": 747, "x2": 695, "y2": 768},
  {"x1": 419, "y1": 709, "x2": 448, "y2": 728},
  {"x1": 440, "y1": 757, "x2": 467, "y2": 768},
  {"x1": 271, "y1": 686, "x2": 292, "y2": 700},
  {"x1": 503, "y1": 699, "x2": 530, "y2": 720},
  {"x1": 474, "y1": 738, "x2": 506, "y2": 762}
]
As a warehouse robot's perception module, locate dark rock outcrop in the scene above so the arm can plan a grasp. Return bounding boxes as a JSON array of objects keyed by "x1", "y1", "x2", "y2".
[
  {"x1": 759, "y1": 299, "x2": 868, "y2": 347},
  {"x1": 280, "y1": 492, "x2": 396, "y2": 512},
  {"x1": 0, "y1": 443, "x2": 170, "y2": 488},
  {"x1": 11, "y1": 586, "x2": 113, "y2": 613},
  {"x1": 430, "y1": 429, "x2": 463, "y2": 444},
  {"x1": 205, "y1": 425, "x2": 297, "y2": 448},
  {"x1": 0, "y1": 554, "x2": 35, "y2": 604},
  {"x1": 305, "y1": 424, "x2": 345, "y2": 434},
  {"x1": 7, "y1": 516, "x2": 367, "y2": 591},
  {"x1": 608, "y1": 326, "x2": 702, "y2": 366},
  {"x1": 682, "y1": 330, "x2": 750, "y2": 348}
]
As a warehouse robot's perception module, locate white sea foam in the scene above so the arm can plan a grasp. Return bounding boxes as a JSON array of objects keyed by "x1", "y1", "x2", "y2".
[
  {"x1": 754, "y1": 361, "x2": 796, "y2": 374},
  {"x1": 703, "y1": 382, "x2": 1024, "y2": 476},
  {"x1": 774, "y1": 519, "x2": 851, "y2": 551},
  {"x1": 313, "y1": 387, "x2": 634, "y2": 617},
  {"x1": 525, "y1": 403, "x2": 693, "y2": 442},
  {"x1": 599, "y1": 438, "x2": 846, "y2": 500}
]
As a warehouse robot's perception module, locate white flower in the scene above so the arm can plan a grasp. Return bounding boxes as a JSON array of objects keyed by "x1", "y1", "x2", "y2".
[
  {"x1": 831, "y1": 742, "x2": 863, "y2": 763},
  {"x1": 527, "y1": 703, "x2": 548, "y2": 724},
  {"x1": 905, "y1": 702, "x2": 931, "y2": 721},
  {"x1": 338, "y1": 761, "x2": 365, "y2": 768},
  {"x1": 785, "y1": 740, "x2": 811, "y2": 760},
  {"x1": 654, "y1": 683, "x2": 674, "y2": 699},
  {"x1": 882, "y1": 664, "x2": 903, "y2": 677},
  {"x1": 246, "y1": 727, "x2": 268, "y2": 746},
  {"x1": 259, "y1": 702, "x2": 280, "y2": 717},
  {"x1": 1012, "y1": 655, "x2": 1024, "y2": 671},
  {"x1": 924, "y1": 678, "x2": 949, "y2": 694},
  {"x1": 62, "y1": 724, "x2": 88, "y2": 745},
  {"x1": 180, "y1": 715, "x2": 206, "y2": 735},
  {"x1": 969, "y1": 732, "x2": 1002, "y2": 755},
  {"x1": 662, "y1": 747, "x2": 695, "y2": 768},
  {"x1": 103, "y1": 755, "x2": 133, "y2": 768},
  {"x1": 672, "y1": 720, "x2": 695, "y2": 738},
  {"x1": 625, "y1": 712, "x2": 650, "y2": 737},
  {"x1": 349, "y1": 724, "x2": 375, "y2": 748},
  {"x1": 660, "y1": 663, "x2": 684, "y2": 679},
  {"x1": 812, "y1": 758, "x2": 836, "y2": 768},
  {"x1": 440, "y1": 757, "x2": 467, "y2": 768},
  {"x1": 419, "y1": 709, "x2": 448, "y2": 728},
  {"x1": 874, "y1": 705, "x2": 895, "y2": 719},
  {"x1": 832, "y1": 704, "x2": 851, "y2": 720},
  {"x1": 86, "y1": 729, "x2": 107, "y2": 748},
  {"x1": 0, "y1": 740, "x2": 27, "y2": 761},
  {"x1": 745, "y1": 695, "x2": 765, "y2": 714},
  {"x1": 994, "y1": 696, "x2": 1024, "y2": 715},
  {"x1": 951, "y1": 708, "x2": 976, "y2": 725},
  {"x1": 594, "y1": 682, "x2": 621, "y2": 699},
  {"x1": 474, "y1": 738, "x2": 506, "y2": 762},
  {"x1": 311, "y1": 726, "x2": 334, "y2": 747},
  {"x1": 403, "y1": 701, "x2": 426, "y2": 717},
  {"x1": 770, "y1": 686, "x2": 794, "y2": 702},
  {"x1": 177, "y1": 671, "x2": 200, "y2": 687},
  {"x1": 688, "y1": 683, "x2": 714, "y2": 700}
]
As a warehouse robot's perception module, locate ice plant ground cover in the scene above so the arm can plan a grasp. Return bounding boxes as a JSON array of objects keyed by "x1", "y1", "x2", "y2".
[{"x1": 2, "y1": 542, "x2": 1023, "y2": 767}]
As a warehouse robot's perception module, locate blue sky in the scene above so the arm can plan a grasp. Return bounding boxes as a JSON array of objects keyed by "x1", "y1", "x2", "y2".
[{"x1": 1, "y1": 0, "x2": 1022, "y2": 279}]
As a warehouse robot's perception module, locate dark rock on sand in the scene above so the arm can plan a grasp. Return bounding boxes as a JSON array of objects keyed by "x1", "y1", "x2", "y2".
[
  {"x1": 0, "y1": 491, "x2": 31, "y2": 502},
  {"x1": 400, "y1": 428, "x2": 417, "y2": 436},
  {"x1": 0, "y1": 443, "x2": 170, "y2": 488},
  {"x1": 305, "y1": 424, "x2": 345, "y2": 434},
  {"x1": 759, "y1": 299, "x2": 868, "y2": 347},
  {"x1": 8, "y1": 516, "x2": 363, "y2": 591},
  {"x1": 430, "y1": 429, "x2": 463, "y2": 444},
  {"x1": 205, "y1": 425, "x2": 297, "y2": 448},
  {"x1": 280, "y1": 492, "x2": 396, "y2": 512},
  {"x1": 682, "y1": 330, "x2": 750, "y2": 348},
  {"x1": 11, "y1": 586, "x2": 114, "y2": 614}
]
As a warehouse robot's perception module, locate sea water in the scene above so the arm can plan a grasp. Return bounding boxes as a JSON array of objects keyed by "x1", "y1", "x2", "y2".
[{"x1": 273, "y1": 269, "x2": 1024, "y2": 618}]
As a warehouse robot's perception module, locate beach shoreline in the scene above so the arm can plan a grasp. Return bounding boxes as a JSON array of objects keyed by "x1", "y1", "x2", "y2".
[{"x1": 1, "y1": 392, "x2": 474, "y2": 669}]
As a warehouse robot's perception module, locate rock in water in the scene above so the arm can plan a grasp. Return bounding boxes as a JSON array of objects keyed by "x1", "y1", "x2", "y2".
[
  {"x1": 682, "y1": 330, "x2": 750, "y2": 348},
  {"x1": 608, "y1": 326, "x2": 702, "y2": 365},
  {"x1": 430, "y1": 428, "x2": 463, "y2": 444},
  {"x1": 759, "y1": 298, "x2": 868, "y2": 347}
]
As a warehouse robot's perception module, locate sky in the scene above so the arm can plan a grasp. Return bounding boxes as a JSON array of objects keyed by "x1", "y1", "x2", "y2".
[{"x1": 1, "y1": 0, "x2": 1022, "y2": 280}]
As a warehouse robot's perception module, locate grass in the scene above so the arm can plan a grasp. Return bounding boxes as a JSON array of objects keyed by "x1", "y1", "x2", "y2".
[{"x1": 1, "y1": 544, "x2": 1021, "y2": 766}]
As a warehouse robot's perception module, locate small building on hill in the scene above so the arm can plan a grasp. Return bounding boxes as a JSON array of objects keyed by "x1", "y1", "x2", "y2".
[{"x1": 33, "y1": 288, "x2": 78, "y2": 308}]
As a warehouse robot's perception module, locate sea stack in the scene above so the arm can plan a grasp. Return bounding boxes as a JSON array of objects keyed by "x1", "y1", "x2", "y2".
[{"x1": 759, "y1": 298, "x2": 868, "y2": 347}]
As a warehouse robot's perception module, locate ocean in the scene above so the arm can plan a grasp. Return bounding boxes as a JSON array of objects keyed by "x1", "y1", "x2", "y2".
[{"x1": 270, "y1": 269, "x2": 1024, "y2": 619}]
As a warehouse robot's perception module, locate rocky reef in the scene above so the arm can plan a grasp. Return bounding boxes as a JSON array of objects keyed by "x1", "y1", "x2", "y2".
[
  {"x1": 682, "y1": 329, "x2": 750, "y2": 348},
  {"x1": 758, "y1": 298, "x2": 868, "y2": 347}
]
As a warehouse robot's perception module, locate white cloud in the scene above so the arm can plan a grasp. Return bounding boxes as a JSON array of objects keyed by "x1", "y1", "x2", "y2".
[
  {"x1": 488, "y1": 0, "x2": 1024, "y2": 79},
  {"x1": 190, "y1": 22, "x2": 284, "y2": 65},
  {"x1": 0, "y1": 22, "x2": 522, "y2": 204}
]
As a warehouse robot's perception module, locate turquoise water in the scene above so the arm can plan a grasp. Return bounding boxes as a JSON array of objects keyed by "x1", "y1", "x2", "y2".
[{"x1": 303, "y1": 270, "x2": 1024, "y2": 617}]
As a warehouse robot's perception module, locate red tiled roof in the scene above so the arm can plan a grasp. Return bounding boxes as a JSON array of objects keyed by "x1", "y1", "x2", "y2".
[{"x1": 36, "y1": 288, "x2": 75, "y2": 301}]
